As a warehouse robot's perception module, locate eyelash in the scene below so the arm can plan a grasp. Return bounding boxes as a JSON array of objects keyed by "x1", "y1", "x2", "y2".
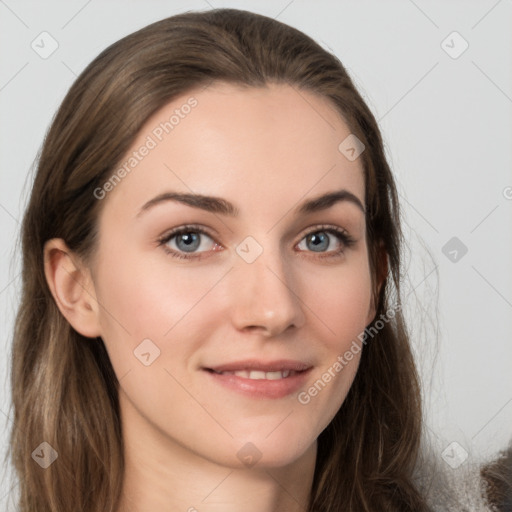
[
  {"x1": 157, "y1": 224, "x2": 356, "y2": 261},
  {"x1": 157, "y1": 224, "x2": 219, "y2": 261},
  {"x1": 297, "y1": 226, "x2": 356, "y2": 259}
]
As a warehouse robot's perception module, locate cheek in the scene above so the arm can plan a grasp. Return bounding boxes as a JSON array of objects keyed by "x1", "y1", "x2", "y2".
[
  {"x1": 92, "y1": 245, "x2": 228, "y2": 363},
  {"x1": 306, "y1": 258, "x2": 373, "y2": 346},
  {"x1": 295, "y1": 257, "x2": 372, "y2": 421}
]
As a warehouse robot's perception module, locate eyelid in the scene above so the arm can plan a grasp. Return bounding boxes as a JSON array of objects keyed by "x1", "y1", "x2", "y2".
[
  {"x1": 157, "y1": 223, "x2": 218, "y2": 244},
  {"x1": 295, "y1": 224, "x2": 356, "y2": 245},
  {"x1": 297, "y1": 223, "x2": 350, "y2": 240},
  {"x1": 294, "y1": 224, "x2": 356, "y2": 254}
]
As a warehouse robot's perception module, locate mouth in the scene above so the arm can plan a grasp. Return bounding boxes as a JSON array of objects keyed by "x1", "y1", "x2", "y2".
[
  {"x1": 207, "y1": 369, "x2": 300, "y2": 380},
  {"x1": 202, "y1": 359, "x2": 313, "y2": 399}
]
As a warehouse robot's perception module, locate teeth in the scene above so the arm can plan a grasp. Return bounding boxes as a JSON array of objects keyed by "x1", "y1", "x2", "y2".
[
  {"x1": 247, "y1": 370, "x2": 266, "y2": 379},
  {"x1": 265, "y1": 371, "x2": 285, "y2": 380},
  {"x1": 217, "y1": 370, "x2": 294, "y2": 380}
]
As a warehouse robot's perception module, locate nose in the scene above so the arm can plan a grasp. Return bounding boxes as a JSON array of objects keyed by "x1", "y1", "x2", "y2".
[{"x1": 228, "y1": 245, "x2": 306, "y2": 337}]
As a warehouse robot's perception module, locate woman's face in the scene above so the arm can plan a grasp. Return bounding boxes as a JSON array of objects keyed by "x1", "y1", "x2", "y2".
[{"x1": 88, "y1": 82, "x2": 375, "y2": 468}]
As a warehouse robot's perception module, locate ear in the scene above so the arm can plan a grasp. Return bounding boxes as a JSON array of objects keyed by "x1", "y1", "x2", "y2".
[{"x1": 43, "y1": 238, "x2": 102, "y2": 338}]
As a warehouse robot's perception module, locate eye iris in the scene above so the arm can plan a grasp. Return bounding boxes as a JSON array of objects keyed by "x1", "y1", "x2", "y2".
[
  {"x1": 176, "y1": 232, "x2": 200, "y2": 252},
  {"x1": 307, "y1": 232, "x2": 329, "y2": 252}
]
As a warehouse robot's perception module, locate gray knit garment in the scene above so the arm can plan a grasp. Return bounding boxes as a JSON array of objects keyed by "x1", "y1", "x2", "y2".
[{"x1": 416, "y1": 455, "x2": 496, "y2": 511}]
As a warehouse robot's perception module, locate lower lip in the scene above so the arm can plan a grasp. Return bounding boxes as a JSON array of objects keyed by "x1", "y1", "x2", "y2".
[{"x1": 203, "y1": 369, "x2": 312, "y2": 399}]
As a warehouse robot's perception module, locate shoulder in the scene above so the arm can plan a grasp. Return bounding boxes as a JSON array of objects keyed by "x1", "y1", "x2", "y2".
[{"x1": 414, "y1": 449, "x2": 498, "y2": 512}]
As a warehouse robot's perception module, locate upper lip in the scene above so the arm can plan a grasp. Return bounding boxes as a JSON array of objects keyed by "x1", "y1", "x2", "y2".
[{"x1": 204, "y1": 359, "x2": 312, "y2": 373}]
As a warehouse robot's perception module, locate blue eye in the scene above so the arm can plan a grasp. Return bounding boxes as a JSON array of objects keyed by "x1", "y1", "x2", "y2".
[
  {"x1": 174, "y1": 232, "x2": 201, "y2": 252},
  {"x1": 304, "y1": 231, "x2": 330, "y2": 252},
  {"x1": 158, "y1": 224, "x2": 355, "y2": 261},
  {"x1": 158, "y1": 226, "x2": 218, "y2": 259},
  {"x1": 296, "y1": 228, "x2": 354, "y2": 255}
]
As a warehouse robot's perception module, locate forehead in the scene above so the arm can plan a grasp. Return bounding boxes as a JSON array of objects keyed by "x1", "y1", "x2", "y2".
[{"x1": 100, "y1": 82, "x2": 365, "y2": 219}]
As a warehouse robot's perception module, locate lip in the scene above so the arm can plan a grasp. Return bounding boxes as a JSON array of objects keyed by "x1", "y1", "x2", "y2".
[
  {"x1": 206, "y1": 359, "x2": 312, "y2": 373},
  {"x1": 202, "y1": 359, "x2": 313, "y2": 399}
]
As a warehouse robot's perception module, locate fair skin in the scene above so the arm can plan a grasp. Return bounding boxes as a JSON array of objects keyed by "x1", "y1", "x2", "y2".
[{"x1": 44, "y1": 82, "x2": 381, "y2": 512}]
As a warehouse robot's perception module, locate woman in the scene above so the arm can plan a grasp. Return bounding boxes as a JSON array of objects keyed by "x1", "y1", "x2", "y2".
[{"x1": 8, "y1": 8, "x2": 502, "y2": 512}]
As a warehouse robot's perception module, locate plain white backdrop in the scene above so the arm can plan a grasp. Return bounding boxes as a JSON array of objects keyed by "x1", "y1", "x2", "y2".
[{"x1": 1, "y1": 0, "x2": 511, "y2": 505}]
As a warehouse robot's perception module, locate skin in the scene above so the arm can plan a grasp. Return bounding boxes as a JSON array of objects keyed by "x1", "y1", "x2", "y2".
[{"x1": 44, "y1": 82, "x2": 381, "y2": 512}]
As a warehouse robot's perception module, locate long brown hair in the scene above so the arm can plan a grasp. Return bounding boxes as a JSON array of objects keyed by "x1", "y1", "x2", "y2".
[{"x1": 10, "y1": 8, "x2": 429, "y2": 511}]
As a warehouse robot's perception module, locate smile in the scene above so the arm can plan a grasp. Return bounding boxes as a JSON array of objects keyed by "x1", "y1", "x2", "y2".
[
  {"x1": 203, "y1": 364, "x2": 312, "y2": 399},
  {"x1": 210, "y1": 369, "x2": 297, "y2": 380}
]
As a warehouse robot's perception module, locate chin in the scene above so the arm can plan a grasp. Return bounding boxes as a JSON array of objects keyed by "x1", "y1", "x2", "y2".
[{"x1": 216, "y1": 431, "x2": 316, "y2": 470}]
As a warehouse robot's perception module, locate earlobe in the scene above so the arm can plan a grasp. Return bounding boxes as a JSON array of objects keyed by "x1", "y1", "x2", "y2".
[{"x1": 43, "y1": 238, "x2": 102, "y2": 338}]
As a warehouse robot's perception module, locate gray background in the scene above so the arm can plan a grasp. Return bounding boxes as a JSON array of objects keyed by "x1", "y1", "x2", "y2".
[{"x1": 1, "y1": 0, "x2": 511, "y2": 505}]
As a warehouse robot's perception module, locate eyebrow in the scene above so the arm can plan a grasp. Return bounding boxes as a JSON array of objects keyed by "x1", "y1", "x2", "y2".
[
  {"x1": 137, "y1": 192, "x2": 239, "y2": 218},
  {"x1": 298, "y1": 190, "x2": 365, "y2": 215},
  {"x1": 136, "y1": 189, "x2": 365, "y2": 218}
]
